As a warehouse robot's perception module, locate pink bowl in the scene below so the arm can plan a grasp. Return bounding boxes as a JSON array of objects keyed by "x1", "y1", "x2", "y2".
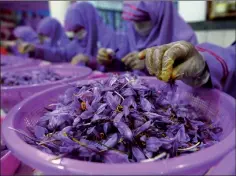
[
  {"x1": 1, "y1": 64, "x2": 92, "y2": 112},
  {"x1": 2, "y1": 77, "x2": 235, "y2": 175},
  {"x1": 1, "y1": 118, "x2": 20, "y2": 175}
]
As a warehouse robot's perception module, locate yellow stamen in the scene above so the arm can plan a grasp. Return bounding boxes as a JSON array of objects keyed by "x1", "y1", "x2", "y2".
[{"x1": 81, "y1": 101, "x2": 87, "y2": 111}]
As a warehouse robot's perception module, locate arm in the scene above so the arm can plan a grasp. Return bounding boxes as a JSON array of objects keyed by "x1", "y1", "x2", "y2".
[
  {"x1": 31, "y1": 40, "x2": 78, "y2": 63},
  {"x1": 196, "y1": 43, "x2": 236, "y2": 97},
  {"x1": 142, "y1": 41, "x2": 236, "y2": 98}
]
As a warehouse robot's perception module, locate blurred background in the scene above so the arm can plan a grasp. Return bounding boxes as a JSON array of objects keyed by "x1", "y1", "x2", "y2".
[{"x1": 0, "y1": 0, "x2": 235, "y2": 47}]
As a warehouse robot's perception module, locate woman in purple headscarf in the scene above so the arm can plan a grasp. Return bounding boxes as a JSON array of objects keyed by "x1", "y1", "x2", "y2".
[
  {"x1": 98, "y1": 1, "x2": 198, "y2": 74},
  {"x1": 11, "y1": 26, "x2": 39, "y2": 56},
  {"x1": 37, "y1": 17, "x2": 70, "y2": 47},
  {"x1": 20, "y1": 2, "x2": 125, "y2": 68},
  {"x1": 143, "y1": 41, "x2": 236, "y2": 98}
]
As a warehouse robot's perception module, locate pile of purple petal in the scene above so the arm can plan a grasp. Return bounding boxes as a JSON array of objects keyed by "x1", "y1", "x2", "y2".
[
  {"x1": 22, "y1": 74, "x2": 222, "y2": 163},
  {"x1": 1, "y1": 58, "x2": 25, "y2": 67},
  {"x1": 1, "y1": 69, "x2": 70, "y2": 86},
  {"x1": 1, "y1": 140, "x2": 8, "y2": 158}
]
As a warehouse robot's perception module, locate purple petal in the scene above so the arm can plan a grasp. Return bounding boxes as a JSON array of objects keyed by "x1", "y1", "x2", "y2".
[
  {"x1": 132, "y1": 147, "x2": 146, "y2": 162},
  {"x1": 123, "y1": 106, "x2": 130, "y2": 117},
  {"x1": 146, "y1": 137, "x2": 162, "y2": 152},
  {"x1": 115, "y1": 122, "x2": 133, "y2": 141},
  {"x1": 48, "y1": 114, "x2": 70, "y2": 130},
  {"x1": 140, "y1": 135, "x2": 147, "y2": 142},
  {"x1": 134, "y1": 120, "x2": 152, "y2": 136},
  {"x1": 96, "y1": 103, "x2": 107, "y2": 114},
  {"x1": 80, "y1": 110, "x2": 94, "y2": 120},
  {"x1": 73, "y1": 116, "x2": 81, "y2": 126},
  {"x1": 121, "y1": 88, "x2": 137, "y2": 97},
  {"x1": 134, "y1": 120, "x2": 143, "y2": 128},
  {"x1": 91, "y1": 114, "x2": 101, "y2": 121},
  {"x1": 103, "y1": 150, "x2": 129, "y2": 163},
  {"x1": 140, "y1": 98, "x2": 153, "y2": 112},
  {"x1": 34, "y1": 126, "x2": 48, "y2": 139},
  {"x1": 106, "y1": 92, "x2": 121, "y2": 110},
  {"x1": 122, "y1": 97, "x2": 137, "y2": 109},
  {"x1": 143, "y1": 112, "x2": 166, "y2": 120},
  {"x1": 175, "y1": 125, "x2": 189, "y2": 143},
  {"x1": 103, "y1": 122, "x2": 111, "y2": 134},
  {"x1": 113, "y1": 112, "x2": 124, "y2": 123},
  {"x1": 143, "y1": 149, "x2": 153, "y2": 158},
  {"x1": 104, "y1": 133, "x2": 118, "y2": 148},
  {"x1": 130, "y1": 112, "x2": 143, "y2": 121}
]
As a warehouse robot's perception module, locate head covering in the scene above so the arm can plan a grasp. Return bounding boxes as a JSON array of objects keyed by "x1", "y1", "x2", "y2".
[
  {"x1": 64, "y1": 2, "x2": 116, "y2": 57},
  {"x1": 122, "y1": 1, "x2": 198, "y2": 51},
  {"x1": 13, "y1": 26, "x2": 38, "y2": 43},
  {"x1": 37, "y1": 17, "x2": 70, "y2": 47}
]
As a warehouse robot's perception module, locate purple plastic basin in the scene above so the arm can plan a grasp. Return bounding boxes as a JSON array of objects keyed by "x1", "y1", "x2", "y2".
[
  {"x1": 2, "y1": 77, "x2": 235, "y2": 175},
  {"x1": 1, "y1": 55, "x2": 41, "y2": 71},
  {"x1": 205, "y1": 149, "x2": 235, "y2": 175},
  {"x1": 1, "y1": 65, "x2": 92, "y2": 111},
  {"x1": 1, "y1": 118, "x2": 20, "y2": 175}
]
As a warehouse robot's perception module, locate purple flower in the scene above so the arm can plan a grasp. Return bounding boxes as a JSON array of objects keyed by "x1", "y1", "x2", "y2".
[
  {"x1": 114, "y1": 122, "x2": 133, "y2": 141},
  {"x1": 106, "y1": 91, "x2": 121, "y2": 110},
  {"x1": 121, "y1": 88, "x2": 137, "y2": 97},
  {"x1": 103, "y1": 150, "x2": 129, "y2": 163},
  {"x1": 26, "y1": 74, "x2": 222, "y2": 163},
  {"x1": 104, "y1": 133, "x2": 118, "y2": 148},
  {"x1": 96, "y1": 103, "x2": 107, "y2": 115},
  {"x1": 146, "y1": 137, "x2": 162, "y2": 152},
  {"x1": 140, "y1": 98, "x2": 154, "y2": 112},
  {"x1": 134, "y1": 120, "x2": 152, "y2": 136},
  {"x1": 34, "y1": 126, "x2": 48, "y2": 139},
  {"x1": 132, "y1": 147, "x2": 146, "y2": 162},
  {"x1": 113, "y1": 112, "x2": 124, "y2": 123}
]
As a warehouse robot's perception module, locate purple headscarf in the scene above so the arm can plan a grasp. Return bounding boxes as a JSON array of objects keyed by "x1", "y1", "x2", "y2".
[
  {"x1": 37, "y1": 17, "x2": 70, "y2": 47},
  {"x1": 64, "y1": 2, "x2": 116, "y2": 57},
  {"x1": 122, "y1": 1, "x2": 198, "y2": 51},
  {"x1": 13, "y1": 26, "x2": 38, "y2": 43}
]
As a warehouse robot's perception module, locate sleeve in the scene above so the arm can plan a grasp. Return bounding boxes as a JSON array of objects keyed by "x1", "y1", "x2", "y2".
[
  {"x1": 32, "y1": 40, "x2": 78, "y2": 63},
  {"x1": 196, "y1": 43, "x2": 236, "y2": 98}
]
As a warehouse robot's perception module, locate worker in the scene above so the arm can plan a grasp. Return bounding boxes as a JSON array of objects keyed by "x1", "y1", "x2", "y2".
[
  {"x1": 141, "y1": 41, "x2": 236, "y2": 98},
  {"x1": 37, "y1": 17, "x2": 70, "y2": 47},
  {"x1": 12, "y1": 26, "x2": 39, "y2": 56},
  {"x1": 19, "y1": 2, "x2": 123, "y2": 69},
  {"x1": 97, "y1": 1, "x2": 198, "y2": 73}
]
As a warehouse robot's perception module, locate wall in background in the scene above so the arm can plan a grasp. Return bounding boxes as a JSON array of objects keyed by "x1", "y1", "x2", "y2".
[
  {"x1": 178, "y1": 1, "x2": 207, "y2": 22},
  {"x1": 196, "y1": 30, "x2": 235, "y2": 47},
  {"x1": 49, "y1": 1, "x2": 70, "y2": 26}
]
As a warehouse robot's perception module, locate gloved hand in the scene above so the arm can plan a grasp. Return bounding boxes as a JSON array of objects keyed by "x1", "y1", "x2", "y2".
[
  {"x1": 97, "y1": 48, "x2": 114, "y2": 65},
  {"x1": 71, "y1": 54, "x2": 89, "y2": 65},
  {"x1": 18, "y1": 43, "x2": 35, "y2": 54},
  {"x1": 122, "y1": 52, "x2": 145, "y2": 70},
  {"x1": 141, "y1": 41, "x2": 210, "y2": 87}
]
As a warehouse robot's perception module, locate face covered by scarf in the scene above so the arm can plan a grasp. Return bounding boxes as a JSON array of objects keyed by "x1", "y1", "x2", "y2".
[
  {"x1": 122, "y1": 1, "x2": 198, "y2": 51},
  {"x1": 13, "y1": 26, "x2": 38, "y2": 44},
  {"x1": 37, "y1": 17, "x2": 70, "y2": 47},
  {"x1": 64, "y1": 2, "x2": 116, "y2": 57}
]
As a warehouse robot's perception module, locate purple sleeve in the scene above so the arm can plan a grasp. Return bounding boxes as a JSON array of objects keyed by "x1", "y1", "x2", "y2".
[
  {"x1": 196, "y1": 43, "x2": 236, "y2": 98},
  {"x1": 33, "y1": 41, "x2": 78, "y2": 62}
]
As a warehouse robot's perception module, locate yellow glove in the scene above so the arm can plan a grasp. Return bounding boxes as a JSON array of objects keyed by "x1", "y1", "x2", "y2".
[
  {"x1": 97, "y1": 48, "x2": 114, "y2": 65},
  {"x1": 122, "y1": 52, "x2": 145, "y2": 70},
  {"x1": 71, "y1": 54, "x2": 89, "y2": 65},
  {"x1": 141, "y1": 41, "x2": 210, "y2": 87},
  {"x1": 18, "y1": 43, "x2": 35, "y2": 54}
]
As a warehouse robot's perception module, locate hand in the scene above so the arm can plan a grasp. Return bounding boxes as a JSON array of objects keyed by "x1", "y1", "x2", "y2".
[
  {"x1": 97, "y1": 48, "x2": 114, "y2": 65},
  {"x1": 18, "y1": 43, "x2": 35, "y2": 54},
  {"x1": 122, "y1": 52, "x2": 145, "y2": 70},
  {"x1": 142, "y1": 41, "x2": 210, "y2": 87},
  {"x1": 71, "y1": 54, "x2": 89, "y2": 65}
]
